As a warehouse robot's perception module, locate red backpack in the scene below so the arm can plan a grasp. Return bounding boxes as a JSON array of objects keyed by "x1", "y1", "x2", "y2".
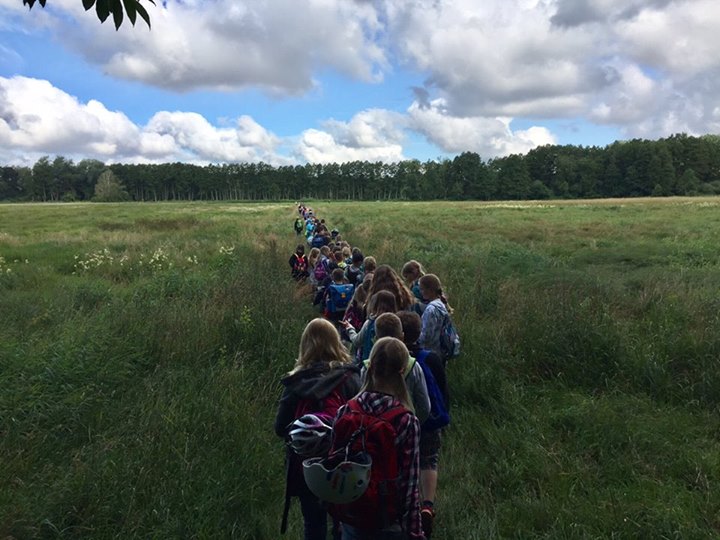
[
  {"x1": 294, "y1": 374, "x2": 351, "y2": 424},
  {"x1": 327, "y1": 399, "x2": 409, "y2": 530}
]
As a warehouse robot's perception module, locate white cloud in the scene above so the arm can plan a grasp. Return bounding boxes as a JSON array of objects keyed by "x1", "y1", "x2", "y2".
[
  {"x1": 0, "y1": 76, "x2": 285, "y2": 165},
  {"x1": 375, "y1": 0, "x2": 720, "y2": 145},
  {"x1": 615, "y1": 1, "x2": 720, "y2": 77},
  {"x1": 296, "y1": 109, "x2": 406, "y2": 163},
  {"x1": 47, "y1": 0, "x2": 386, "y2": 94},
  {"x1": 408, "y1": 99, "x2": 556, "y2": 157},
  {"x1": 5, "y1": 0, "x2": 720, "y2": 163},
  {"x1": 385, "y1": 0, "x2": 609, "y2": 117}
]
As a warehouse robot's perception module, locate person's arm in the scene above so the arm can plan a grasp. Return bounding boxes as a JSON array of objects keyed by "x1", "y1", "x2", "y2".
[
  {"x1": 397, "y1": 413, "x2": 424, "y2": 539},
  {"x1": 410, "y1": 364, "x2": 431, "y2": 423},
  {"x1": 346, "y1": 318, "x2": 367, "y2": 346},
  {"x1": 426, "y1": 352, "x2": 449, "y2": 408},
  {"x1": 273, "y1": 386, "x2": 298, "y2": 438}
]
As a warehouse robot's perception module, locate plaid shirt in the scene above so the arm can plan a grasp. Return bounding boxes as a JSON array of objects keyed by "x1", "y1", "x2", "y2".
[{"x1": 336, "y1": 391, "x2": 424, "y2": 539}]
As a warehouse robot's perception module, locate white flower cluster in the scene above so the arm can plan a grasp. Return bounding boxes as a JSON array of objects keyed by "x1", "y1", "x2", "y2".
[
  {"x1": 219, "y1": 245, "x2": 235, "y2": 256},
  {"x1": 73, "y1": 246, "x2": 180, "y2": 275},
  {"x1": 73, "y1": 248, "x2": 115, "y2": 273},
  {"x1": 0, "y1": 256, "x2": 11, "y2": 275},
  {"x1": 145, "y1": 247, "x2": 171, "y2": 271}
]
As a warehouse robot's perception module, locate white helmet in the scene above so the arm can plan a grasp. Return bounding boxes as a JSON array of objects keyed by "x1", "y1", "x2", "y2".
[
  {"x1": 288, "y1": 414, "x2": 332, "y2": 457},
  {"x1": 302, "y1": 451, "x2": 372, "y2": 504}
]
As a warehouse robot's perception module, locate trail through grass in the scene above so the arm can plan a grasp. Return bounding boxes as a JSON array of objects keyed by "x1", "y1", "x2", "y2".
[{"x1": 1, "y1": 198, "x2": 719, "y2": 538}]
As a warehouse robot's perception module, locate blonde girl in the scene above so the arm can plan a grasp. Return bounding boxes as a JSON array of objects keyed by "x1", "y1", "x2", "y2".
[
  {"x1": 307, "y1": 247, "x2": 321, "y2": 286},
  {"x1": 275, "y1": 318, "x2": 361, "y2": 540},
  {"x1": 332, "y1": 337, "x2": 424, "y2": 539},
  {"x1": 401, "y1": 260, "x2": 426, "y2": 304}
]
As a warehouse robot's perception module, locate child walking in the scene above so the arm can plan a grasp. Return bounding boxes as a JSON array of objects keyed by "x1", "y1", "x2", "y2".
[
  {"x1": 417, "y1": 274, "x2": 455, "y2": 362},
  {"x1": 330, "y1": 337, "x2": 425, "y2": 540},
  {"x1": 401, "y1": 260, "x2": 427, "y2": 312},
  {"x1": 398, "y1": 311, "x2": 450, "y2": 539},
  {"x1": 362, "y1": 313, "x2": 431, "y2": 425},
  {"x1": 289, "y1": 244, "x2": 310, "y2": 281},
  {"x1": 275, "y1": 318, "x2": 361, "y2": 540},
  {"x1": 367, "y1": 264, "x2": 417, "y2": 312},
  {"x1": 342, "y1": 290, "x2": 397, "y2": 363}
]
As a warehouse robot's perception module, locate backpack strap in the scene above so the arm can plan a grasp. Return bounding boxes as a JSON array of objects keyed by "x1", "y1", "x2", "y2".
[
  {"x1": 347, "y1": 399, "x2": 409, "y2": 424},
  {"x1": 403, "y1": 357, "x2": 416, "y2": 379}
]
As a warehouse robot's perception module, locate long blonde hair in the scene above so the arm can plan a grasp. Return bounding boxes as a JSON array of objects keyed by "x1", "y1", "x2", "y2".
[
  {"x1": 290, "y1": 318, "x2": 351, "y2": 375},
  {"x1": 308, "y1": 247, "x2": 321, "y2": 269},
  {"x1": 361, "y1": 337, "x2": 413, "y2": 412}
]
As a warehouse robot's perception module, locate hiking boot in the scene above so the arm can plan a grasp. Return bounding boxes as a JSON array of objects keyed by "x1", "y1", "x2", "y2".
[{"x1": 421, "y1": 506, "x2": 435, "y2": 539}]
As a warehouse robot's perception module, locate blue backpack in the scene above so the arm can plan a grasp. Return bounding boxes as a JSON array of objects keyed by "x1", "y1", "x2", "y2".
[
  {"x1": 439, "y1": 313, "x2": 461, "y2": 360},
  {"x1": 359, "y1": 319, "x2": 376, "y2": 362},
  {"x1": 311, "y1": 235, "x2": 327, "y2": 248},
  {"x1": 415, "y1": 350, "x2": 450, "y2": 431},
  {"x1": 325, "y1": 283, "x2": 354, "y2": 313}
]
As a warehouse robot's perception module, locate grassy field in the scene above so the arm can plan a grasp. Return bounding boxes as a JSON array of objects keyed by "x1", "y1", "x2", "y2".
[{"x1": 1, "y1": 198, "x2": 719, "y2": 539}]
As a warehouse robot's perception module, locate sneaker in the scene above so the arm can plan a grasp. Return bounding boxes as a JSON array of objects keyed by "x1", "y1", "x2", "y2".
[{"x1": 421, "y1": 506, "x2": 435, "y2": 539}]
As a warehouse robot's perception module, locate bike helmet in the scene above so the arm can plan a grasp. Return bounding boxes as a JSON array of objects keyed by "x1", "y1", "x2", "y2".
[
  {"x1": 288, "y1": 414, "x2": 332, "y2": 457},
  {"x1": 303, "y1": 451, "x2": 372, "y2": 504}
]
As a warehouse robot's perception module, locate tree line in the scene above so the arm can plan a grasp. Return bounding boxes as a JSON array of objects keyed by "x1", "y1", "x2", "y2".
[{"x1": 2, "y1": 133, "x2": 720, "y2": 202}]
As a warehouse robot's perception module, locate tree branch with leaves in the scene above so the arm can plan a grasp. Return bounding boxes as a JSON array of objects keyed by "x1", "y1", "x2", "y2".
[{"x1": 22, "y1": 0, "x2": 154, "y2": 30}]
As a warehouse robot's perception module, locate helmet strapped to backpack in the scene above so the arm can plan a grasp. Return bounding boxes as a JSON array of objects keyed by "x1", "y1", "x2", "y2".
[
  {"x1": 288, "y1": 414, "x2": 332, "y2": 458},
  {"x1": 310, "y1": 399, "x2": 409, "y2": 531},
  {"x1": 303, "y1": 450, "x2": 372, "y2": 504}
]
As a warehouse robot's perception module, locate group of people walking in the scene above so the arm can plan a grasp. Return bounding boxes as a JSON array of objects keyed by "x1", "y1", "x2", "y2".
[{"x1": 278, "y1": 204, "x2": 460, "y2": 540}]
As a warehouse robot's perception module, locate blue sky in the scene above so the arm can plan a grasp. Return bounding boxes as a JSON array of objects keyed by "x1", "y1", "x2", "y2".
[{"x1": 0, "y1": 0, "x2": 718, "y2": 166}]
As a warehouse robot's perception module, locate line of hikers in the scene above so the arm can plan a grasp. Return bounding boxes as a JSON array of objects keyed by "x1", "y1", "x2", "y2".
[{"x1": 278, "y1": 204, "x2": 461, "y2": 540}]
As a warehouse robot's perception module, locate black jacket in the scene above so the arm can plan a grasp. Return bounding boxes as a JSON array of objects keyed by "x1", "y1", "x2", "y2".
[{"x1": 274, "y1": 363, "x2": 361, "y2": 437}]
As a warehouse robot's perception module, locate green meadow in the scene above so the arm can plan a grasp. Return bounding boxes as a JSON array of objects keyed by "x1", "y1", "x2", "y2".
[{"x1": 1, "y1": 198, "x2": 719, "y2": 539}]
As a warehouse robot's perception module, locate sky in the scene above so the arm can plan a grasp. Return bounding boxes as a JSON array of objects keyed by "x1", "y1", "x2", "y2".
[{"x1": 0, "y1": 0, "x2": 719, "y2": 167}]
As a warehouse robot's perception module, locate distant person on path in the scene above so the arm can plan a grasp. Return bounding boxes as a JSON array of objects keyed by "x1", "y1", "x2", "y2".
[
  {"x1": 289, "y1": 244, "x2": 309, "y2": 281},
  {"x1": 345, "y1": 250, "x2": 365, "y2": 286},
  {"x1": 295, "y1": 217, "x2": 305, "y2": 236},
  {"x1": 362, "y1": 256, "x2": 377, "y2": 280},
  {"x1": 323, "y1": 268, "x2": 355, "y2": 327}
]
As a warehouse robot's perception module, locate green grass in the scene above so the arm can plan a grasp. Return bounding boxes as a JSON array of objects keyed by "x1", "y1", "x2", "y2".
[{"x1": 2, "y1": 198, "x2": 720, "y2": 538}]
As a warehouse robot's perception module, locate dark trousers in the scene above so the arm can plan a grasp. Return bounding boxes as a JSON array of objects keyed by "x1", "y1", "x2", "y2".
[{"x1": 299, "y1": 492, "x2": 341, "y2": 540}]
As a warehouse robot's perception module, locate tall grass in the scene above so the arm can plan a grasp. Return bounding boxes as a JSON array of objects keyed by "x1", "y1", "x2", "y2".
[{"x1": 1, "y1": 199, "x2": 719, "y2": 538}]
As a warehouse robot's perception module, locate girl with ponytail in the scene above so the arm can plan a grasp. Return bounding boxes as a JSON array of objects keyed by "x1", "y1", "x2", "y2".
[{"x1": 418, "y1": 274, "x2": 454, "y2": 359}]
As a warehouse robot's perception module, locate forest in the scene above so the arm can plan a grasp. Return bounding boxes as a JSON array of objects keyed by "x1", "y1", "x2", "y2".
[{"x1": 2, "y1": 133, "x2": 720, "y2": 202}]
